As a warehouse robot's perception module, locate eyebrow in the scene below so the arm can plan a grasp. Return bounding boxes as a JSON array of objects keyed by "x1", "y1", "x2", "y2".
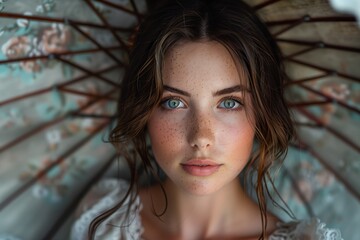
[
  {"x1": 163, "y1": 84, "x2": 250, "y2": 97},
  {"x1": 163, "y1": 85, "x2": 191, "y2": 96},
  {"x1": 213, "y1": 85, "x2": 250, "y2": 96}
]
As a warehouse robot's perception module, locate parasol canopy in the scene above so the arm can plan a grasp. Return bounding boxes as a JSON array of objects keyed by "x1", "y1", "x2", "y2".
[{"x1": 0, "y1": 0, "x2": 359, "y2": 239}]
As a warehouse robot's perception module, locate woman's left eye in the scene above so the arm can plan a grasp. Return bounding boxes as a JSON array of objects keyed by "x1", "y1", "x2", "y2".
[{"x1": 218, "y1": 98, "x2": 242, "y2": 109}]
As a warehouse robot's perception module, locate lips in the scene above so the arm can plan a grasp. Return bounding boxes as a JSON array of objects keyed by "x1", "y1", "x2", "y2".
[{"x1": 181, "y1": 159, "x2": 222, "y2": 176}]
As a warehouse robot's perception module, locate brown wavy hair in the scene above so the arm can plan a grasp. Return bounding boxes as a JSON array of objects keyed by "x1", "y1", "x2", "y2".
[{"x1": 89, "y1": 0, "x2": 295, "y2": 239}]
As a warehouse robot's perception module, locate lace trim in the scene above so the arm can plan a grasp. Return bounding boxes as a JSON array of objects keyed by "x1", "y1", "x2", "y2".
[
  {"x1": 269, "y1": 218, "x2": 343, "y2": 240},
  {"x1": 70, "y1": 179, "x2": 143, "y2": 240}
]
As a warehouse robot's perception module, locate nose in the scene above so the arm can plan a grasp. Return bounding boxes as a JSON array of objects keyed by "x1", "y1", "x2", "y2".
[{"x1": 187, "y1": 111, "x2": 214, "y2": 150}]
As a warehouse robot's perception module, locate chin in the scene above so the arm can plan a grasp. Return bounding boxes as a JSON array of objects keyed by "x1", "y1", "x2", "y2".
[{"x1": 177, "y1": 178, "x2": 225, "y2": 196}]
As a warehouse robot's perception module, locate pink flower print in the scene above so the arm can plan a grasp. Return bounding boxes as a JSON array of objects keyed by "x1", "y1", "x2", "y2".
[
  {"x1": 321, "y1": 83, "x2": 350, "y2": 101},
  {"x1": 20, "y1": 60, "x2": 42, "y2": 72},
  {"x1": 1, "y1": 36, "x2": 32, "y2": 59},
  {"x1": 295, "y1": 178, "x2": 314, "y2": 203},
  {"x1": 39, "y1": 24, "x2": 72, "y2": 54},
  {"x1": 315, "y1": 170, "x2": 334, "y2": 187},
  {"x1": 310, "y1": 82, "x2": 351, "y2": 124}
]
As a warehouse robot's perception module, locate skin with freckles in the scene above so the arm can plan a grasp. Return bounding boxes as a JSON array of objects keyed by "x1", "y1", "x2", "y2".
[
  {"x1": 147, "y1": 40, "x2": 255, "y2": 196},
  {"x1": 142, "y1": 41, "x2": 277, "y2": 239},
  {"x1": 88, "y1": 1, "x2": 295, "y2": 239}
]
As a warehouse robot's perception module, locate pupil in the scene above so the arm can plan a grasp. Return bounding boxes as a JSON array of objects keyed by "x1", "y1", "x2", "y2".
[
  {"x1": 225, "y1": 100, "x2": 234, "y2": 108},
  {"x1": 170, "y1": 100, "x2": 178, "y2": 108}
]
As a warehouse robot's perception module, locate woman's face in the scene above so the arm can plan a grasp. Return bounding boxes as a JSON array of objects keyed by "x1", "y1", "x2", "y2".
[{"x1": 147, "y1": 41, "x2": 255, "y2": 195}]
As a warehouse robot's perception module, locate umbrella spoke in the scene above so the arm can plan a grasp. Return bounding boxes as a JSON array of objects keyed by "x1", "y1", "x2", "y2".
[
  {"x1": 296, "y1": 107, "x2": 360, "y2": 153},
  {"x1": 293, "y1": 140, "x2": 360, "y2": 202},
  {"x1": 0, "y1": 46, "x2": 124, "y2": 65},
  {"x1": 0, "y1": 120, "x2": 111, "y2": 212},
  {"x1": 294, "y1": 122, "x2": 322, "y2": 128},
  {"x1": 68, "y1": 21, "x2": 128, "y2": 67},
  {"x1": 0, "y1": 12, "x2": 132, "y2": 32},
  {"x1": 42, "y1": 153, "x2": 117, "y2": 239},
  {"x1": 129, "y1": 0, "x2": 142, "y2": 23},
  {"x1": 281, "y1": 166, "x2": 315, "y2": 218},
  {"x1": 273, "y1": 15, "x2": 310, "y2": 37},
  {"x1": 85, "y1": 0, "x2": 129, "y2": 52},
  {"x1": 253, "y1": 0, "x2": 282, "y2": 10},
  {"x1": 0, "y1": 88, "x2": 117, "y2": 154},
  {"x1": 56, "y1": 56, "x2": 121, "y2": 87},
  {"x1": 58, "y1": 87, "x2": 117, "y2": 101},
  {"x1": 0, "y1": 65, "x2": 117, "y2": 107},
  {"x1": 298, "y1": 83, "x2": 360, "y2": 115},
  {"x1": 70, "y1": 113, "x2": 117, "y2": 119},
  {"x1": 288, "y1": 100, "x2": 332, "y2": 107},
  {"x1": 288, "y1": 58, "x2": 360, "y2": 83},
  {"x1": 284, "y1": 46, "x2": 318, "y2": 59},
  {"x1": 277, "y1": 39, "x2": 360, "y2": 53},
  {"x1": 285, "y1": 73, "x2": 332, "y2": 86},
  {"x1": 95, "y1": 0, "x2": 144, "y2": 19},
  {"x1": 267, "y1": 15, "x2": 356, "y2": 26}
]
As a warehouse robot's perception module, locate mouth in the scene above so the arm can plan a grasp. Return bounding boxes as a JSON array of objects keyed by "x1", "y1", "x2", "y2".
[{"x1": 181, "y1": 159, "x2": 222, "y2": 176}]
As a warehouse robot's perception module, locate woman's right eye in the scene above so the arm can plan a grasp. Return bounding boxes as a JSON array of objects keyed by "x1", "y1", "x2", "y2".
[{"x1": 161, "y1": 98, "x2": 186, "y2": 109}]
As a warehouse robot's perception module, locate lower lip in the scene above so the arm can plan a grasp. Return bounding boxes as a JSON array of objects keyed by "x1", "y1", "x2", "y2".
[{"x1": 181, "y1": 164, "x2": 221, "y2": 176}]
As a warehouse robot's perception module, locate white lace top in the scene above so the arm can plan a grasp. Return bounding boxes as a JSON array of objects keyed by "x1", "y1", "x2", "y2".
[{"x1": 70, "y1": 179, "x2": 343, "y2": 240}]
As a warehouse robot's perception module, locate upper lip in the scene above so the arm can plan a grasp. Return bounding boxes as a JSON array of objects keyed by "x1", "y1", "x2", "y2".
[{"x1": 181, "y1": 158, "x2": 221, "y2": 166}]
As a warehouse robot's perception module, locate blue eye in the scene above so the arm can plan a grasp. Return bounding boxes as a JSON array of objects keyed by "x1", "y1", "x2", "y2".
[
  {"x1": 219, "y1": 99, "x2": 241, "y2": 109},
  {"x1": 161, "y1": 98, "x2": 185, "y2": 109}
]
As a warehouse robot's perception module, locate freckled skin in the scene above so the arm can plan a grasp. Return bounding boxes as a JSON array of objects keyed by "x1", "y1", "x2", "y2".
[{"x1": 147, "y1": 41, "x2": 255, "y2": 195}]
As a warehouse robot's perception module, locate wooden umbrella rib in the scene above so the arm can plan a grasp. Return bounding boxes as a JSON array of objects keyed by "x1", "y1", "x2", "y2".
[
  {"x1": 297, "y1": 107, "x2": 360, "y2": 153},
  {"x1": 129, "y1": 0, "x2": 143, "y2": 23},
  {"x1": 273, "y1": 15, "x2": 310, "y2": 37},
  {"x1": 0, "y1": 46, "x2": 124, "y2": 65},
  {"x1": 59, "y1": 64, "x2": 118, "y2": 87},
  {"x1": 295, "y1": 140, "x2": 360, "y2": 202},
  {"x1": 284, "y1": 46, "x2": 318, "y2": 59},
  {"x1": 0, "y1": 12, "x2": 132, "y2": 32},
  {"x1": 0, "y1": 88, "x2": 117, "y2": 154},
  {"x1": 85, "y1": 0, "x2": 129, "y2": 52},
  {"x1": 288, "y1": 99, "x2": 332, "y2": 107},
  {"x1": 267, "y1": 15, "x2": 356, "y2": 26},
  {"x1": 0, "y1": 65, "x2": 117, "y2": 107},
  {"x1": 288, "y1": 58, "x2": 360, "y2": 83},
  {"x1": 95, "y1": 0, "x2": 143, "y2": 17},
  {"x1": 0, "y1": 121, "x2": 110, "y2": 212},
  {"x1": 299, "y1": 83, "x2": 360, "y2": 115},
  {"x1": 58, "y1": 87, "x2": 117, "y2": 101},
  {"x1": 56, "y1": 56, "x2": 121, "y2": 87},
  {"x1": 294, "y1": 122, "x2": 322, "y2": 128},
  {"x1": 285, "y1": 73, "x2": 331, "y2": 86},
  {"x1": 253, "y1": 0, "x2": 281, "y2": 10},
  {"x1": 42, "y1": 153, "x2": 117, "y2": 239},
  {"x1": 0, "y1": 117, "x2": 65, "y2": 155},
  {"x1": 70, "y1": 113, "x2": 117, "y2": 119},
  {"x1": 68, "y1": 21, "x2": 127, "y2": 67},
  {"x1": 281, "y1": 166, "x2": 315, "y2": 217},
  {"x1": 0, "y1": 87, "x2": 51, "y2": 107},
  {"x1": 277, "y1": 38, "x2": 360, "y2": 53}
]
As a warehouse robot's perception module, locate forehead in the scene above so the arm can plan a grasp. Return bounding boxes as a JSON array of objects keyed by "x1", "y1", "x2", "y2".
[{"x1": 162, "y1": 40, "x2": 248, "y2": 89}]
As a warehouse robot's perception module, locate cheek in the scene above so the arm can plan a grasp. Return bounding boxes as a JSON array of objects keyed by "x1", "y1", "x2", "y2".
[
  {"x1": 217, "y1": 115, "x2": 255, "y2": 152},
  {"x1": 147, "y1": 113, "x2": 185, "y2": 160}
]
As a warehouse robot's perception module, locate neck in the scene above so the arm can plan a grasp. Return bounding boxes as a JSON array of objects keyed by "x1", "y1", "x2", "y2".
[{"x1": 156, "y1": 178, "x2": 248, "y2": 239}]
